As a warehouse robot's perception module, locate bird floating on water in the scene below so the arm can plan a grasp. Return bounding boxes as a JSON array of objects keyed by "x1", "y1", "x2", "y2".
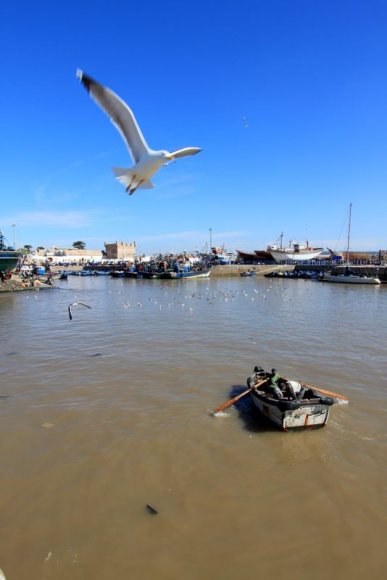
[
  {"x1": 76, "y1": 69, "x2": 202, "y2": 195},
  {"x1": 68, "y1": 302, "x2": 91, "y2": 321},
  {"x1": 146, "y1": 504, "x2": 158, "y2": 515}
]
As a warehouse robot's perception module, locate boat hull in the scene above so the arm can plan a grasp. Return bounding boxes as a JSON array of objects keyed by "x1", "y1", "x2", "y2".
[
  {"x1": 237, "y1": 250, "x2": 272, "y2": 263},
  {"x1": 320, "y1": 274, "x2": 381, "y2": 285},
  {"x1": 158, "y1": 268, "x2": 211, "y2": 279},
  {"x1": 251, "y1": 390, "x2": 331, "y2": 430},
  {"x1": 269, "y1": 248, "x2": 324, "y2": 263},
  {"x1": 0, "y1": 251, "x2": 22, "y2": 273},
  {"x1": 240, "y1": 271, "x2": 256, "y2": 277}
]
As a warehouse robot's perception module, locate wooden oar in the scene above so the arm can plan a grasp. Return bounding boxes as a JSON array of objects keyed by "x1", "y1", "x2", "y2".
[
  {"x1": 303, "y1": 383, "x2": 349, "y2": 405},
  {"x1": 210, "y1": 379, "x2": 267, "y2": 416},
  {"x1": 283, "y1": 376, "x2": 349, "y2": 405}
]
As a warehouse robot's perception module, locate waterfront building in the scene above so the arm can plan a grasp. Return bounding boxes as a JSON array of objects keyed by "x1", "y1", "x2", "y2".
[{"x1": 104, "y1": 241, "x2": 136, "y2": 261}]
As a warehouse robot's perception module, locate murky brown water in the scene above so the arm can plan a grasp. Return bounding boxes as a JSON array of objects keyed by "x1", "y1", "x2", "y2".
[{"x1": 0, "y1": 275, "x2": 386, "y2": 579}]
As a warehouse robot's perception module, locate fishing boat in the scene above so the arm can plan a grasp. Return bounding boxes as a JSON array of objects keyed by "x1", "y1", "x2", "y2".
[
  {"x1": 267, "y1": 233, "x2": 324, "y2": 263},
  {"x1": 157, "y1": 267, "x2": 211, "y2": 279},
  {"x1": 320, "y1": 269, "x2": 381, "y2": 284},
  {"x1": 240, "y1": 270, "x2": 256, "y2": 277},
  {"x1": 265, "y1": 270, "x2": 318, "y2": 279},
  {"x1": 248, "y1": 368, "x2": 341, "y2": 430},
  {"x1": 110, "y1": 270, "x2": 126, "y2": 278},
  {"x1": 320, "y1": 204, "x2": 381, "y2": 285},
  {"x1": 0, "y1": 231, "x2": 22, "y2": 273},
  {"x1": 236, "y1": 249, "x2": 272, "y2": 263}
]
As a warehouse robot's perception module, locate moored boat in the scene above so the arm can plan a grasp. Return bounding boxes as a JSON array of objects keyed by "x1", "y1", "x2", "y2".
[
  {"x1": 320, "y1": 270, "x2": 381, "y2": 285},
  {"x1": 157, "y1": 267, "x2": 211, "y2": 279},
  {"x1": 0, "y1": 231, "x2": 22, "y2": 273},
  {"x1": 319, "y1": 205, "x2": 381, "y2": 285},
  {"x1": 109, "y1": 270, "x2": 126, "y2": 278}
]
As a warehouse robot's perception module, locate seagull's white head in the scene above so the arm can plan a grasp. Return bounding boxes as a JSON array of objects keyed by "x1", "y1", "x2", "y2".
[{"x1": 159, "y1": 150, "x2": 174, "y2": 164}]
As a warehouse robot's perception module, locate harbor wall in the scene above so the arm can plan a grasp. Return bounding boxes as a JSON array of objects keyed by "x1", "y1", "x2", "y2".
[
  {"x1": 48, "y1": 263, "x2": 387, "y2": 281},
  {"x1": 210, "y1": 265, "x2": 293, "y2": 276},
  {"x1": 210, "y1": 264, "x2": 387, "y2": 281}
]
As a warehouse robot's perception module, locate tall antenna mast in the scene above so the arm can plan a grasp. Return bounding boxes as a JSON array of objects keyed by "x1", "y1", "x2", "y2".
[{"x1": 346, "y1": 203, "x2": 352, "y2": 264}]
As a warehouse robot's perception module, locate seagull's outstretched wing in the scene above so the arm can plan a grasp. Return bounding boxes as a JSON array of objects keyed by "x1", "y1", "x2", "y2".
[
  {"x1": 76, "y1": 69, "x2": 149, "y2": 163},
  {"x1": 68, "y1": 302, "x2": 91, "y2": 321},
  {"x1": 168, "y1": 147, "x2": 202, "y2": 159}
]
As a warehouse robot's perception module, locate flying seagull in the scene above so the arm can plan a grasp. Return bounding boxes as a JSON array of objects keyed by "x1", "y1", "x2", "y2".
[
  {"x1": 76, "y1": 70, "x2": 202, "y2": 195},
  {"x1": 68, "y1": 302, "x2": 91, "y2": 321}
]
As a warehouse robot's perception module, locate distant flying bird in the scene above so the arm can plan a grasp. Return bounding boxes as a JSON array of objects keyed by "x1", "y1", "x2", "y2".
[
  {"x1": 76, "y1": 70, "x2": 202, "y2": 195},
  {"x1": 68, "y1": 302, "x2": 91, "y2": 321}
]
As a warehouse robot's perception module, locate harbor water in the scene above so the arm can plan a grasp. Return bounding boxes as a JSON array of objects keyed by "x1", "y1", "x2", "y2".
[{"x1": 0, "y1": 275, "x2": 386, "y2": 580}]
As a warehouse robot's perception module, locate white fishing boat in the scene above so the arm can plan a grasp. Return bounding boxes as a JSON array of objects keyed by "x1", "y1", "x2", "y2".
[
  {"x1": 320, "y1": 204, "x2": 381, "y2": 285},
  {"x1": 267, "y1": 233, "x2": 324, "y2": 263},
  {"x1": 321, "y1": 270, "x2": 381, "y2": 284}
]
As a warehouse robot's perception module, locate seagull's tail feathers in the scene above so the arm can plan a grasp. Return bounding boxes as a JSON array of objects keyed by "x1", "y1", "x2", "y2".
[
  {"x1": 112, "y1": 167, "x2": 154, "y2": 191},
  {"x1": 138, "y1": 180, "x2": 154, "y2": 190}
]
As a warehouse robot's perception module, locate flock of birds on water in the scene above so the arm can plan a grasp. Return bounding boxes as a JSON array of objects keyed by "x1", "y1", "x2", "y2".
[
  {"x1": 19, "y1": 280, "x2": 300, "y2": 322},
  {"x1": 16, "y1": 279, "x2": 303, "y2": 324}
]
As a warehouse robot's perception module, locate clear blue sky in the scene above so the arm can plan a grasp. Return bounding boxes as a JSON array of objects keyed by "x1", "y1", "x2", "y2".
[{"x1": 2, "y1": 0, "x2": 386, "y2": 255}]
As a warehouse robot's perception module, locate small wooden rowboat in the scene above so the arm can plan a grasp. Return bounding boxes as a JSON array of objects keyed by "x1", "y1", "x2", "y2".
[
  {"x1": 248, "y1": 368, "x2": 348, "y2": 431},
  {"x1": 240, "y1": 270, "x2": 256, "y2": 277}
]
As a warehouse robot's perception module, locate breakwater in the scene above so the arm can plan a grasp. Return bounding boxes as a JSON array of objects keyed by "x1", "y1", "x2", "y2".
[{"x1": 211, "y1": 264, "x2": 387, "y2": 281}]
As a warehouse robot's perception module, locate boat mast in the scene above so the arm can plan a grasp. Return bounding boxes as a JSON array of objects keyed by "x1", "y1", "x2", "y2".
[{"x1": 346, "y1": 203, "x2": 352, "y2": 264}]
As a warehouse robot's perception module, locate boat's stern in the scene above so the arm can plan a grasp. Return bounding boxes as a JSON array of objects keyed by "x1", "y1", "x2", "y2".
[{"x1": 282, "y1": 404, "x2": 330, "y2": 430}]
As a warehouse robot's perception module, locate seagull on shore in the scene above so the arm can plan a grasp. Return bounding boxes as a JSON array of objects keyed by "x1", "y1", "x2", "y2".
[
  {"x1": 68, "y1": 302, "x2": 91, "y2": 321},
  {"x1": 76, "y1": 70, "x2": 202, "y2": 195}
]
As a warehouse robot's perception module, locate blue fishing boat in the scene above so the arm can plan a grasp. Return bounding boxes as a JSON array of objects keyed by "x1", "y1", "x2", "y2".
[{"x1": 157, "y1": 267, "x2": 211, "y2": 279}]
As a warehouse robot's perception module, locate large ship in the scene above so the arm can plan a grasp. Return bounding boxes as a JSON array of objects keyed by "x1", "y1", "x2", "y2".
[
  {"x1": 236, "y1": 249, "x2": 272, "y2": 263},
  {"x1": 0, "y1": 231, "x2": 22, "y2": 273},
  {"x1": 267, "y1": 233, "x2": 324, "y2": 263}
]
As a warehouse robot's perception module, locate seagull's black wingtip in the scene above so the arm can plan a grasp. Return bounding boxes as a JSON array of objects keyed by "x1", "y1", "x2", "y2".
[{"x1": 76, "y1": 69, "x2": 92, "y2": 92}]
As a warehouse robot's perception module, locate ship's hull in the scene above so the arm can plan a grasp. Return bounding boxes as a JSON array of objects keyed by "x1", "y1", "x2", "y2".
[
  {"x1": 321, "y1": 274, "x2": 381, "y2": 285},
  {"x1": 237, "y1": 249, "x2": 272, "y2": 262},
  {"x1": 0, "y1": 251, "x2": 21, "y2": 273},
  {"x1": 240, "y1": 367, "x2": 349, "y2": 431},
  {"x1": 251, "y1": 390, "x2": 331, "y2": 430},
  {"x1": 269, "y1": 248, "x2": 324, "y2": 263}
]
